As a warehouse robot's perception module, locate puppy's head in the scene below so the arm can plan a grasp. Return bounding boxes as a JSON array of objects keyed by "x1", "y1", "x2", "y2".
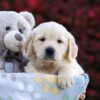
[{"x1": 24, "y1": 22, "x2": 78, "y2": 63}]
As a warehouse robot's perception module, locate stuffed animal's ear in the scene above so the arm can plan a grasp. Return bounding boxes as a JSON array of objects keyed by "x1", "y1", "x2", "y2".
[
  {"x1": 20, "y1": 11, "x2": 35, "y2": 29},
  {"x1": 67, "y1": 38, "x2": 78, "y2": 61},
  {"x1": 23, "y1": 34, "x2": 34, "y2": 58}
]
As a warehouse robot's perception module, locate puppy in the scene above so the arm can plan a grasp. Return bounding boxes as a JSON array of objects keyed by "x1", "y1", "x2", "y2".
[{"x1": 24, "y1": 22, "x2": 84, "y2": 88}]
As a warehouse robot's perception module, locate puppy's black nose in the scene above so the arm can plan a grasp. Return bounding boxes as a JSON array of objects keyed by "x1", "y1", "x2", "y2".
[
  {"x1": 15, "y1": 33, "x2": 23, "y2": 41},
  {"x1": 45, "y1": 47, "x2": 55, "y2": 57}
]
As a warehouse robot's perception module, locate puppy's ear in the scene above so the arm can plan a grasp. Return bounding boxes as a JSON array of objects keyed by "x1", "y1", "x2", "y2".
[
  {"x1": 24, "y1": 34, "x2": 34, "y2": 58},
  {"x1": 67, "y1": 38, "x2": 78, "y2": 61}
]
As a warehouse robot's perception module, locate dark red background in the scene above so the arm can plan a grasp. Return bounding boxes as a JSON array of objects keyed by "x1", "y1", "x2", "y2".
[{"x1": 0, "y1": 0, "x2": 100, "y2": 99}]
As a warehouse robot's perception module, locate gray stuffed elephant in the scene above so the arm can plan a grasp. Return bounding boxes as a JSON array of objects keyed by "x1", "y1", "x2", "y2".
[{"x1": 0, "y1": 11, "x2": 35, "y2": 73}]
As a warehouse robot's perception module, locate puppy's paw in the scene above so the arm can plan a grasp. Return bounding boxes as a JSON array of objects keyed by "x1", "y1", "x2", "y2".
[{"x1": 57, "y1": 75, "x2": 74, "y2": 89}]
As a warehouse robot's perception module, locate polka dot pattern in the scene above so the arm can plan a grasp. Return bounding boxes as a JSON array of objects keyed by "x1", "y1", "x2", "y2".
[
  {"x1": 27, "y1": 84, "x2": 34, "y2": 92},
  {"x1": 1, "y1": 74, "x2": 7, "y2": 78},
  {"x1": 0, "y1": 73, "x2": 89, "y2": 100},
  {"x1": 34, "y1": 77, "x2": 42, "y2": 83},
  {"x1": 17, "y1": 81, "x2": 25, "y2": 91},
  {"x1": 44, "y1": 85, "x2": 49, "y2": 93},
  {"x1": 33, "y1": 92, "x2": 42, "y2": 99},
  {"x1": 44, "y1": 75, "x2": 57, "y2": 83},
  {"x1": 11, "y1": 74, "x2": 16, "y2": 81},
  {"x1": 7, "y1": 96, "x2": 13, "y2": 100},
  {"x1": 52, "y1": 87, "x2": 59, "y2": 95}
]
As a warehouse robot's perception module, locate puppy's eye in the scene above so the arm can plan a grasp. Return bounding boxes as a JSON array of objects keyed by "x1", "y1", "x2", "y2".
[
  {"x1": 57, "y1": 39, "x2": 63, "y2": 43},
  {"x1": 39, "y1": 37, "x2": 45, "y2": 42},
  {"x1": 5, "y1": 26, "x2": 11, "y2": 31}
]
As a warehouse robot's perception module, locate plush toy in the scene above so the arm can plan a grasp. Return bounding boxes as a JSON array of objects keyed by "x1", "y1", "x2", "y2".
[{"x1": 0, "y1": 11, "x2": 35, "y2": 73}]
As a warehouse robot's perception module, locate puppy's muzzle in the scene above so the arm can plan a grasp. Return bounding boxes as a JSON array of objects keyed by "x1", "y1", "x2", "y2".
[{"x1": 45, "y1": 46, "x2": 55, "y2": 59}]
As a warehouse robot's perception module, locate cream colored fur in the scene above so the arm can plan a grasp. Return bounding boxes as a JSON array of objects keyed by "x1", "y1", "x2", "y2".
[{"x1": 24, "y1": 22, "x2": 84, "y2": 88}]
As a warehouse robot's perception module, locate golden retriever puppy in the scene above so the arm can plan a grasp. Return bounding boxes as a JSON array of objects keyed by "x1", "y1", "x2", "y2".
[{"x1": 24, "y1": 22, "x2": 84, "y2": 88}]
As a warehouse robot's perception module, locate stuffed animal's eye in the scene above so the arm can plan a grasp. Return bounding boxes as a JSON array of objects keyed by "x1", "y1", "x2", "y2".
[
  {"x1": 19, "y1": 28, "x2": 23, "y2": 33},
  {"x1": 39, "y1": 37, "x2": 45, "y2": 42},
  {"x1": 57, "y1": 39, "x2": 63, "y2": 43},
  {"x1": 5, "y1": 26, "x2": 11, "y2": 31}
]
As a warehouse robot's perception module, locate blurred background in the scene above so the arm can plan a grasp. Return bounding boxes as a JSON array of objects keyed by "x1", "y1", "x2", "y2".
[{"x1": 0, "y1": 0, "x2": 99, "y2": 99}]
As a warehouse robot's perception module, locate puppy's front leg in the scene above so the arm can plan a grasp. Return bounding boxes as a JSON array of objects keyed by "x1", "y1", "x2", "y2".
[{"x1": 58, "y1": 67, "x2": 75, "y2": 89}]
